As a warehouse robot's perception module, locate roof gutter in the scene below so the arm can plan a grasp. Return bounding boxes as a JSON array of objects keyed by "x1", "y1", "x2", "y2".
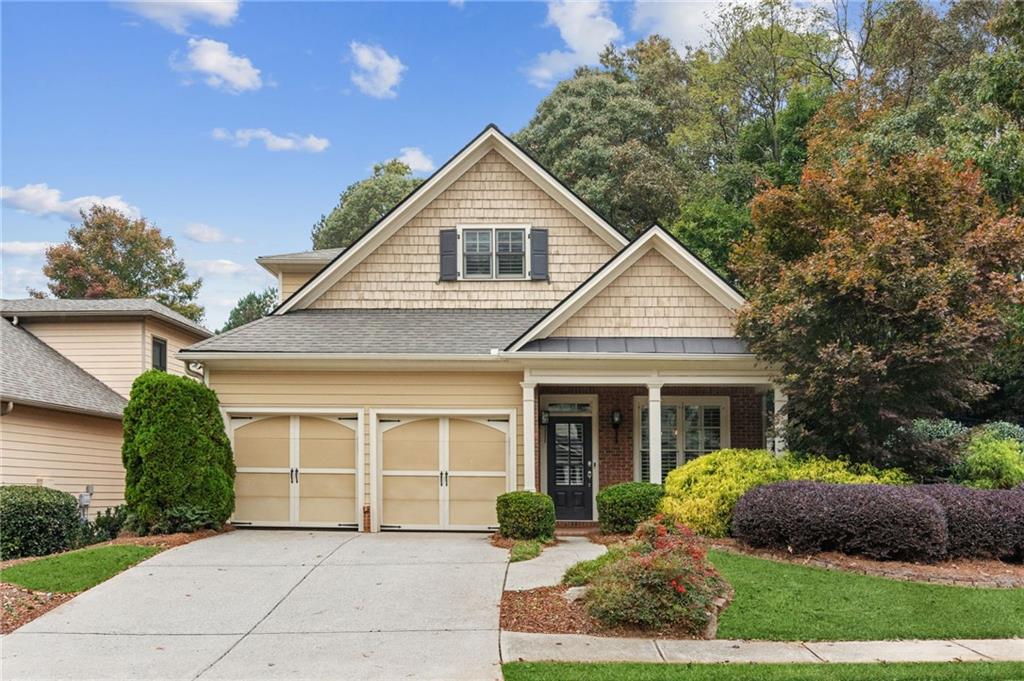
[
  {"x1": 496, "y1": 351, "x2": 756, "y2": 361},
  {"x1": 2, "y1": 309, "x2": 211, "y2": 339},
  {"x1": 0, "y1": 396, "x2": 123, "y2": 420},
  {"x1": 176, "y1": 351, "x2": 505, "y2": 362}
]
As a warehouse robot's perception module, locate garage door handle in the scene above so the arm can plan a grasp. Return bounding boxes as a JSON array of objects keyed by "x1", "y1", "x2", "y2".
[
  {"x1": 439, "y1": 471, "x2": 443, "y2": 487},
  {"x1": 444, "y1": 471, "x2": 449, "y2": 486}
]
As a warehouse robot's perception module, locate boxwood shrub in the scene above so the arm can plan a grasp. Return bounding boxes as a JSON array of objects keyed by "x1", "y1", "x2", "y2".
[
  {"x1": 732, "y1": 481, "x2": 948, "y2": 562},
  {"x1": 596, "y1": 482, "x2": 663, "y2": 534},
  {"x1": 0, "y1": 485, "x2": 81, "y2": 559},
  {"x1": 122, "y1": 370, "x2": 235, "y2": 534},
  {"x1": 496, "y1": 491, "x2": 555, "y2": 540},
  {"x1": 916, "y1": 484, "x2": 1024, "y2": 562}
]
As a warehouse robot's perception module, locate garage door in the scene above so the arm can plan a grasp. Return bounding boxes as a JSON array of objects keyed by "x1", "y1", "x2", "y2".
[
  {"x1": 232, "y1": 415, "x2": 359, "y2": 528},
  {"x1": 378, "y1": 416, "x2": 510, "y2": 530}
]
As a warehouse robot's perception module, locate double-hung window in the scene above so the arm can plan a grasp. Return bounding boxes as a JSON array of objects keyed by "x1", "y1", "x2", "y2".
[
  {"x1": 636, "y1": 397, "x2": 730, "y2": 483},
  {"x1": 460, "y1": 226, "x2": 527, "y2": 279},
  {"x1": 152, "y1": 337, "x2": 167, "y2": 372}
]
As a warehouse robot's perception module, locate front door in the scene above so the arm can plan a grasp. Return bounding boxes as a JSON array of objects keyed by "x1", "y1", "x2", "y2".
[{"x1": 547, "y1": 417, "x2": 592, "y2": 520}]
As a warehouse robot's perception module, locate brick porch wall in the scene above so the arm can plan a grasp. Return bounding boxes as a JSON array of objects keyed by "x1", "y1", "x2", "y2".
[{"x1": 536, "y1": 385, "x2": 764, "y2": 491}]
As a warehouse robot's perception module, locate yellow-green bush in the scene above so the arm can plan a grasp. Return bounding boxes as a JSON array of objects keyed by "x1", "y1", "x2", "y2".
[{"x1": 659, "y1": 449, "x2": 909, "y2": 537}]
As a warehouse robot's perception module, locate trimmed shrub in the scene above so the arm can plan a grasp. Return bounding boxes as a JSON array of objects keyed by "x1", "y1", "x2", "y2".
[
  {"x1": 586, "y1": 516, "x2": 728, "y2": 633},
  {"x1": 659, "y1": 449, "x2": 909, "y2": 537},
  {"x1": 917, "y1": 485, "x2": 1024, "y2": 562},
  {"x1": 596, "y1": 482, "x2": 663, "y2": 534},
  {"x1": 0, "y1": 485, "x2": 80, "y2": 559},
  {"x1": 732, "y1": 481, "x2": 948, "y2": 562},
  {"x1": 496, "y1": 491, "x2": 555, "y2": 540},
  {"x1": 122, "y1": 371, "x2": 235, "y2": 534},
  {"x1": 953, "y1": 435, "x2": 1024, "y2": 489}
]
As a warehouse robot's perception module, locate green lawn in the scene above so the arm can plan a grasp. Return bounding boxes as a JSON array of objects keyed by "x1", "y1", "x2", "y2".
[
  {"x1": 0, "y1": 545, "x2": 160, "y2": 593},
  {"x1": 511, "y1": 540, "x2": 544, "y2": 562},
  {"x1": 502, "y1": 662, "x2": 1024, "y2": 681},
  {"x1": 708, "y1": 550, "x2": 1024, "y2": 641}
]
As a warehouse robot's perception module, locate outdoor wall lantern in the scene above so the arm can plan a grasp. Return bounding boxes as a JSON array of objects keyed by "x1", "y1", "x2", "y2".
[
  {"x1": 610, "y1": 409, "x2": 623, "y2": 441},
  {"x1": 540, "y1": 410, "x2": 550, "y2": 425}
]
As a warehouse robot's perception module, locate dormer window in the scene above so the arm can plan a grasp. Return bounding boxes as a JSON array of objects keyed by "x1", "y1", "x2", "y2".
[{"x1": 459, "y1": 225, "x2": 528, "y2": 280}]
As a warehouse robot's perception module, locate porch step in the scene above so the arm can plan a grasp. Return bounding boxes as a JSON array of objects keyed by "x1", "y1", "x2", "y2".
[{"x1": 555, "y1": 520, "x2": 599, "y2": 536}]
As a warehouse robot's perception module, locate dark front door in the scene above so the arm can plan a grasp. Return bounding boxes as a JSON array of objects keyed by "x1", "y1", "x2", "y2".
[{"x1": 547, "y1": 417, "x2": 593, "y2": 520}]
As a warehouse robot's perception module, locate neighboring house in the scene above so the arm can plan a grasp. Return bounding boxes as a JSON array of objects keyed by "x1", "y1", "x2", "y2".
[
  {"x1": 183, "y1": 125, "x2": 783, "y2": 533},
  {"x1": 0, "y1": 299, "x2": 211, "y2": 516}
]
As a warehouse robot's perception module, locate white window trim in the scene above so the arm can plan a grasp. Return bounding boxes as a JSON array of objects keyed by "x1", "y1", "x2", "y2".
[
  {"x1": 455, "y1": 224, "x2": 532, "y2": 281},
  {"x1": 632, "y1": 396, "x2": 731, "y2": 482}
]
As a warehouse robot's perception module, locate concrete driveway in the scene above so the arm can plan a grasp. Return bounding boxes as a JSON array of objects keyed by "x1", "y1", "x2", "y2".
[{"x1": 2, "y1": 531, "x2": 508, "y2": 680}]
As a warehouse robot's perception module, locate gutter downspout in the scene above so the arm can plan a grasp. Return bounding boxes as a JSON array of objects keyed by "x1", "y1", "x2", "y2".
[{"x1": 1, "y1": 401, "x2": 13, "y2": 416}]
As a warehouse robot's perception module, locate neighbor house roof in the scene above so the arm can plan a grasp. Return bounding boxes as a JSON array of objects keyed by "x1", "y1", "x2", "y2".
[
  {"x1": 256, "y1": 248, "x2": 345, "y2": 275},
  {"x1": 181, "y1": 308, "x2": 548, "y2": 356},
  {"x1": 0, "y1": 298, "x2": 212, "y2": 338},
  {"x1": 515, "y1": 337, "x2": 751, "y2": 355},
  {"x1": 0, "y1": 318, "x2": 127, "y2": 418}
]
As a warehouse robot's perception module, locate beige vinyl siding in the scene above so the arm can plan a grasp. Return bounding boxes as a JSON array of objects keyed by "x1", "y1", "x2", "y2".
[
  {"x1": 144, "y1": 319, "x2": 205, "y2": 379},
  {"x1": 281, "y1": 271, "x2": 318, "y2": 299},
  {"x1": 309, "y1": 149, "x2": 617, "y2": 309},
  {"x1": 21, "y1": 320, "x2": 144, "y2": 398},
  {"x1": 209, "y1": 370, "x2": 525, "y2": 499},
  {"x1": 551, "y1": 250, "x2": 737, "y2": 337},
  {"x1": 0, "y1": 405, "x2": 124, "y2": 517}
]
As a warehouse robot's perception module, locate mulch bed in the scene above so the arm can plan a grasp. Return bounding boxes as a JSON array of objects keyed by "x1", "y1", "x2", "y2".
[
  {"x1": 709, "y1": 538, "x2": 1024, "y2": 589},
  {"x1": 0, "y1": 526, "x2": 231, "y2": 634},
  {"x1": 501, "y1": 585, "x2": 708, "y2": 639}
]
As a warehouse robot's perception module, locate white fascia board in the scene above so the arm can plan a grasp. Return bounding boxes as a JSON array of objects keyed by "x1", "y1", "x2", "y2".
[
  {"x1": 176, "y1": 351, "x2": 502, "y2": 362},
  {"x1": 500, "y1": 351, "x2": 755, "y2": 361},
  {"x1": 276, "y1": 127, "x2": 628, "y2": 314}
]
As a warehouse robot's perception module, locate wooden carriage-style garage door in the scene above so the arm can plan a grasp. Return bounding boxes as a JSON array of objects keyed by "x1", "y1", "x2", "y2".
[
  {"x1": 232, "y1": 415, "x2": 360, "y2": 528},
  {"x1": 378, "y1": 415, "x2": 511, "y2": 530}
]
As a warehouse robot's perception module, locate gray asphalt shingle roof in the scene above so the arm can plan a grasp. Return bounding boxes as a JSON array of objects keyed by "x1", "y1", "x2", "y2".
[
  {"x1": 256, "y1": 247, "x2": 344, "y2": 263},
  {"x1": 0, "y1": 298, "x2": 211, "y2": 338},
  {"x1": 183, "y1": 308, "x2": 549, "y2": 355},
  {"x1": 0, "y1": 318, "x2": 127, "y2": 418},
  {"x1": 516, "y1": 336, "x2": 751, "y2": 355}
]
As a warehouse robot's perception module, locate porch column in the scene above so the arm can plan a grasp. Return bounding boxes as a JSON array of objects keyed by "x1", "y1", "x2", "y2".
[
  {"x1": 521, "y1": 382, "x2": 537, "y2": 491},
  {"x1": 647, "y1": 383, "x2": 663, "y2": 484},
  {"x1": 773, "y1": 384, "x2": 788, "y2": 453}
]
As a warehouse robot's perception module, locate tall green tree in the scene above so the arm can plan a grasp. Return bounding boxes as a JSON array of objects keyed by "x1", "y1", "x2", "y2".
[
  {"x1": 220, "y1": 287, "x2": 277, "y2": 333},
  {"x1": 516, "y1": 36, "x2": 688, "y2": 237},
  {"x1": 39, "y1": 205, "x2": 203, "y2": 322},
  {"x1": 312, "y1": 160, "x2": 423, "y2": 249}
]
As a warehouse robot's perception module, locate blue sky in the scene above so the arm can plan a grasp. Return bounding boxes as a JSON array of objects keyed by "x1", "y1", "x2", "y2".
[{"x1": 2, "y1": 1, "x2": 721, "y2": 328}]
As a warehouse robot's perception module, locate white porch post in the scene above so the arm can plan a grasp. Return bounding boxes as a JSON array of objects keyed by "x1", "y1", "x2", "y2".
[
  {"x1": 522, "y1": 382, "x2": 537, "y2": 491},
  {"x1": 772, "y1": 384, "x2": 788, "y2": 453},
  {"x1": 647, "y1": 383, "x2": 663, "y2": 484}
]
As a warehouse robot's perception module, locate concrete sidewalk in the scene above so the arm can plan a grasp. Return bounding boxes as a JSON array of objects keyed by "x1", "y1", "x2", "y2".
[
  {"x1": 501, "y1": 631, "x2": 1024, "y2": 664},
  {"x1": 504, "y1": 536, "x2": 606, "y2": 591}
]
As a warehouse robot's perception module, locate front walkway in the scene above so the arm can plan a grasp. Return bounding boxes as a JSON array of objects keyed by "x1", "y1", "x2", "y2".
[{"x1": 2, "y1": 530, "x2": 507, "y2": 681}]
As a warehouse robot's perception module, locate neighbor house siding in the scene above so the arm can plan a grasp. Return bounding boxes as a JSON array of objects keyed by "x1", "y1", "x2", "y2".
[
  {"x1": 549, "y1": 250, "x2": 737, "y2": 337},
  {"x1": 143, "y1": 318, "x2": 203, "y2": 379},
  {"x1": 281, "y1": 271, "x2": 318, "y2": 300},
  {"x1": 20, "y1": 320, "x2": 144, "y2": 398},
  {"x1": 208, "y1": 369, "x2": 525, "y2": 503},
  {"x1": 0, "y1": 405, "x2": 125, "y2": 517},
  {"x1": 308, "y1": 149, "x2": 618, "y2": 309}
]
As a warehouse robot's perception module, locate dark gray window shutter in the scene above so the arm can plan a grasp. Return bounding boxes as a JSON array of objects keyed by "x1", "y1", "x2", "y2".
[
  {"x1": 439, "y1": 229, "x2": 458, "y2": 281},
  {"x1": 530, "y1": 229, "x2": 548, "y2": 280}
]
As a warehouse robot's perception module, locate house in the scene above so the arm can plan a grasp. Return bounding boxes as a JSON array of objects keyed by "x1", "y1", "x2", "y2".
[
  {"x1": 181, "y1": 125, "x2": 782, "y2": 532},
  {"x1": 0, "y1": 298, "x2": 211, "y2": 516}
]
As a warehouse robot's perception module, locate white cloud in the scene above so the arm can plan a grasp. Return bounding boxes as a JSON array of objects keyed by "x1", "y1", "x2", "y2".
[
  {"x1": 0, "y1": 266, "x2": 48, "y2": 298},
  {"x1": 449, "y1": 0, "x2": 465, "y2": 7},
  {"x1": 183, "y1": 38, "x2": 262, "y2": 93},
  {"x1": 349, "y1": 42, "x2": 406, "y2": 99},
  {"x1": 183, "y1": 222, "x2": 242, "y2": 244},
  {"x1": 1, "y1": 183, "x2": 140, "y2": 221},
  {"x1": 397, "y1": 147, "x2": 435, "y2": 173},
  {"x1": 211, "y1": 127, "x2": 330, "y2": 153},
  {"x1": 191, "y1": 259, "x2": 245, "y2": 276},
  {"x1": 119, "y1": 1, "x2": 239, "y2": 34},
  {"x1": 527, "y1": 0, "x2": 623, "y2": 88},
  {"x1": 0, "y1": 241, "x2": 54, "y2": 256},
  {"x1": 631, "y1": 1, "x2": 717, "y2": 53}
]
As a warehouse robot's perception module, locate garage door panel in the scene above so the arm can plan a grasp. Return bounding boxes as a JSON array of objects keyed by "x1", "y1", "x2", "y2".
[
  {"x1": 234, "y1": 417, "x2": 290, "y2": 468},
  {"x1": 382, "y1": 475, "x2": 440, "y2": 526},
  {"x1": 299, "y1": 473, "x2": 357, "y2": 523},
  {"x1": 235, "y1": 472, "x2": 290, "y2": 522},
  {"x1": 448, "y1": 476, "x2": 504, "y2": 527},
  {"x1": 448, "y1": 419, "x2": 506, "y2": 473},
  {"x1": 299, "y1": 417, "x2": 356, "y2": 469},
  {"x1": 381, "y1": 420, "x2": 439, "y2": 471}
]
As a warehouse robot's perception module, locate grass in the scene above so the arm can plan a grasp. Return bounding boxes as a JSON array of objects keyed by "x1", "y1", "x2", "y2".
[
  {"x1": 502, "y1": 662, "x2": 1024, "y2": 681},
  {"x1": 511, "y1": 540, "x2": 544, "y2": 562},
  {"x1": 562, "y1": 546, "x2": 625, "y2": 585},
  {"x1": 709, "y1": 550, "x2": 1024, "y2": 641},
  {"x1": 0, "y1": 545, "x2": 160, "y2": 593}
]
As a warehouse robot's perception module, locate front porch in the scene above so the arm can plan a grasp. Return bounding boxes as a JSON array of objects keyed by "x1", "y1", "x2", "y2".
[{"x1": 519, "y1": 371, "x2": 784, "y2": 522}]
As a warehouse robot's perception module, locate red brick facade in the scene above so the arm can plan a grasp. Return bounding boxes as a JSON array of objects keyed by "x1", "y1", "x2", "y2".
[{"x1": 535, "y1": 385, "x2": 765, "y2": 492}]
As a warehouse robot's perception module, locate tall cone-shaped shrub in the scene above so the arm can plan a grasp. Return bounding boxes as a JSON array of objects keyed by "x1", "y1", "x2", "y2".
[{"x1": 122, "y1": 370, "x2": 234, "y2": 532}]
